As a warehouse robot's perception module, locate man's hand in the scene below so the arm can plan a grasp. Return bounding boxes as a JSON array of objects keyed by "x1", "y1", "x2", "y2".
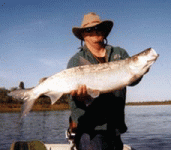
[
  {"x1": 71, "y1": 85, "x2": 92, "y2": 102},
  {"x1": 71, "y1": 84, "x2": 88, "y2": 97}
]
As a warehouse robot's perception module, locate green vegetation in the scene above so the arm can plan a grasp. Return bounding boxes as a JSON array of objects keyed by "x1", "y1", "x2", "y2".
[{"x1": 0, "y1": 88, "x2": 16, "y2": 104}]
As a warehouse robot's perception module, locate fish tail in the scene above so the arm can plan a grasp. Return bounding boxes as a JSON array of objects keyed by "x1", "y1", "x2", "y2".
[
  {"x1": 8, "y1": 89, "x2": 27, "y2": 100},
  {"x1": 8, "y1": 89, "x2": 39, "y2": 117}
]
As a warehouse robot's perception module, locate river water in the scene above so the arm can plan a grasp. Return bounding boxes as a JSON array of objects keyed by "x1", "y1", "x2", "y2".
[{"x1": 0, "y1": 105, "x2": 170, "y2": 150}]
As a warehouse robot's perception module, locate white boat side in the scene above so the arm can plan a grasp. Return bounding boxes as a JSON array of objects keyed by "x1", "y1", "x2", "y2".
[
  {"x1": 45, "y1": 144, "x2": 132, "y2": 150},
  {"x1": 45, "y1": 143, "x2": 76, "y2": 150}
]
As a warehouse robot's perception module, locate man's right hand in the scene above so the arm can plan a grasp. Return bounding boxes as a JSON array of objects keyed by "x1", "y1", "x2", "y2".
[
  {"x1": 71, "y1": 85, "x2": 92, "y2": 102},
  {"x1": 71, "y1": 84, "x2": 88, "y2": 97}
]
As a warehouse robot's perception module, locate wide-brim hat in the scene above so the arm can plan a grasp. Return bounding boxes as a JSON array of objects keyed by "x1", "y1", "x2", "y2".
[{"x1": 72, "y1": 12, "x2": 114, "y2": 40}]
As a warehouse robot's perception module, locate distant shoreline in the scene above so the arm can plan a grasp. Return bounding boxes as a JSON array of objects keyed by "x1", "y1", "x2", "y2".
[
  {"x1": 126, "y1": 101, "x2": 171, "y2": 106},
  {"x1": 0, "y1": 101, "x2": 170, "y2": 113},
  {"x1": 0, "y1": 103, "x2": 69, "y2": 113}
]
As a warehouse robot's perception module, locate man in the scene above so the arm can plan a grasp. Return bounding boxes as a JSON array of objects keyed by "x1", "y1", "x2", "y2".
[{"x1": 67, "y1": 12, "x2": 140, "y2": 150}]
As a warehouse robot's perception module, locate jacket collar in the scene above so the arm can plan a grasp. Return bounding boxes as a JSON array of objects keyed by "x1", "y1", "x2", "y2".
[{"x1": 81, "y1": 44, "x2": 112, "y2": 63}]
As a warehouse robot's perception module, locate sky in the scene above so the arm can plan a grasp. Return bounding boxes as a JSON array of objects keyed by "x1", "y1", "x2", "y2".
[{"x1": 0, "y1": 0, "x2": 171, "y2": 102}]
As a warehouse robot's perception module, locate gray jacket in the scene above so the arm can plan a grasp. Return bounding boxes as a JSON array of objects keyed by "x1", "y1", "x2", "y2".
[{"x1": 67, "y1": 45, "x2": 138, "y2": 133}]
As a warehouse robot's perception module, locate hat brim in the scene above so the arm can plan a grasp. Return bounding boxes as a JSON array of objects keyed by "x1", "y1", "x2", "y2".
[{"x1": 72, "y1": 20, "x2": 114, "y2": 40}]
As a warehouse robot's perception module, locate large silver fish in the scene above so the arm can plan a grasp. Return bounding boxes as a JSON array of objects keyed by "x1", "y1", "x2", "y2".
[{"x1": 8, "y1": 48, "x2": 159, "y2": 117}]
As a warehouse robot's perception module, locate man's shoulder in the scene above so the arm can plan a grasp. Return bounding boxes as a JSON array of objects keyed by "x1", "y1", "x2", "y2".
[
  {"x1": 107, "y1": 45, "x2": 129, "y2": 60},
  {"x1": 67, "y1": 50, "x2": 84, "y2": 68}
]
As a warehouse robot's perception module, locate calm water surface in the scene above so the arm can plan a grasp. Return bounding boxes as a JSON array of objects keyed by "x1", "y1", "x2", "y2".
[
  {"x1": 0, "y1": 105, "x2": 171, "y2": 150},
  {"x1": 122, "y1": 105, "x2": 171, "y2": 150}
]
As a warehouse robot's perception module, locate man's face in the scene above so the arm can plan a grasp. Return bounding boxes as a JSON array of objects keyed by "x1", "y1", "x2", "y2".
[{"x1": 82, "y1": 26, "x2": 105, "y2": 44}]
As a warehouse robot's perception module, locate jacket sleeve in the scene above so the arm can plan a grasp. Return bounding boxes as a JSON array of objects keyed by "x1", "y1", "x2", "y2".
[
  {"x1": 129, "y1": 76, "x2": 143, "y2": 86},
  {"x1": 67, "y1": 54, "x2": 86, "y2": 124}
]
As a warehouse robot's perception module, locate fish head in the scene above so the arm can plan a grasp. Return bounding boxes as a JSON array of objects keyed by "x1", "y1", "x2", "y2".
[{"x1": 129, "y1": 48, "x2": 159, "y2": 75}]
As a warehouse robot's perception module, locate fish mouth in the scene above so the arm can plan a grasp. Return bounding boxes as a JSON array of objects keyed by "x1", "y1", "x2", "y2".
[
  {"x1": 147, "y1": 54, "x2": 159, "y2": 63},
  {"x1": 143, "y1": 55, "x2": 159, "y2": 69},
  {"x1": 147, "y1": 59, "x2": 156, "y2": 63}
]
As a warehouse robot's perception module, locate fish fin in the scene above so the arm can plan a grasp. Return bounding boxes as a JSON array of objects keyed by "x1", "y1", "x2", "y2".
[
  {"x1": 45, "y1": 92, "x2": 63, "y2": 105},
  {"x1": 79, "y1": 56, "x2": 92, "y2": 66},
  {"x1": 22, "y1": 94, "x2": 37, "y2": 118},
  {"x1": 8, "y1": 89, "x2": 38, "y2": 118},
  {"x1": 87, "y1": 88, "x2": 100, "y2": 98}
]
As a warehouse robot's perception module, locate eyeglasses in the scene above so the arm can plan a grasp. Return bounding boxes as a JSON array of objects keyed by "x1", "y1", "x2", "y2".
[{"x1": 84, "y1": 26, "x2": 103, "y2": 33}]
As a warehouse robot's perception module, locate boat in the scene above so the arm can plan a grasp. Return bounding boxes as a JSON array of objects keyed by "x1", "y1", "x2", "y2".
[
  {"x1": 11, "y1": 141, "x2": 132, "y2": 150},
  {"x1": 11, "y1": 140, "x2": 133, "y2": 150},
  {"x1": 10, "y1": 130, "x2": 133, "y2": 150}
]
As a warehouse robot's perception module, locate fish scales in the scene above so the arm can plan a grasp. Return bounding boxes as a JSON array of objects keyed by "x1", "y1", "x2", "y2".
[{"x1": 47, "y1": 61, "x2": 128, "y2": 93}]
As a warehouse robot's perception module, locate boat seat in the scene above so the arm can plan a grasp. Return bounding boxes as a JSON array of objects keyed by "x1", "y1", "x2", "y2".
[{"x1": 10, "y1": 140, "x2": 47, "y2": 150}]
